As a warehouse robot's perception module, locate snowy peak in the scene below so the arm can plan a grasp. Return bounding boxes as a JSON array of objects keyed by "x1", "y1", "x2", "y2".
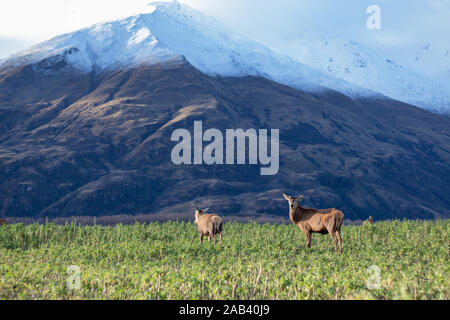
[
  {"x1": 0, "y1": 1, "x2": 268, "y2": 73},
  {"x1": 269, "y1": 32, "x2": 450, "y2": 113},
  {"x1": 0, "y1": 2, "x2": 375, "y2": 99},
  {"x1": 2, "y1": 7, "x2": 181, "y2": 72}
]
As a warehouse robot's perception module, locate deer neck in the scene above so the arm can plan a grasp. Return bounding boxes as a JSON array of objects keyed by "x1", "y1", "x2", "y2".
[{"x1": 289, "y1": 206, "x2": 304, "y2": 225}]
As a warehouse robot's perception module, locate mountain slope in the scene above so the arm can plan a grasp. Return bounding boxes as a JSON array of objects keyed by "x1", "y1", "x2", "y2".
[
  {"x1": 381, "y1": 43, "x2": 450, "y2": 81},
  {"x1": 0, "y1": 58, "x2": 449, "y2": 220}
]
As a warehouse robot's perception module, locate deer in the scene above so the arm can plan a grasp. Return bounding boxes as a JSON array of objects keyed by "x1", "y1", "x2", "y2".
[
  {"x1": 194, "y1": 207, "x2": 223, "y2": 245},
  {"x1": 0, "y1": 219, "x2": 7, "y2": 226},
  {"x1": 283, "y1": 194, "x2": 344, "y2": 254},
  {"x1": 363, "y1": 216, "x2": 374, "y2": 225}
]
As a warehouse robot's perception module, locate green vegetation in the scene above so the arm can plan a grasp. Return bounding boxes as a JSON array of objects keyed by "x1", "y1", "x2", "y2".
[{"x1": 0, "y1": 220, "x2": 448, "y2": 300}]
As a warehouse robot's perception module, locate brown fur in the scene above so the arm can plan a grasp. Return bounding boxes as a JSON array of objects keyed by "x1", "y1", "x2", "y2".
[
  {"x1": 283, "y1": 194, "x2": 344, "y2": 254},
  {"x1": 0, "y1": 219, "x2": 7, "y2": 226},
  {"x1": 362, "y1": 216, "x2": 374, "y2": 225},
  {"x1": 194, "y1": 207, "x2": 223, "y2": 245}
]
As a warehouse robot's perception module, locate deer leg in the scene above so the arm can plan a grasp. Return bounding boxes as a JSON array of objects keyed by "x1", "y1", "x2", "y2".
[
  {"x1": 324, "y1": 217, "x2": 339, "y2": 253},
  {"x1": 219, "y1": 232, "x2": 223, "y2": 244},
  {"x1": 303, "y1": 230, "x2": 312, "y2": 248},
  {"x1": 211, "y1": 234, "x2": 217, "y2": 245},
  {"x1": 328, "y1": 231, "x2": 338, "y2": 252},
  {"x1": 200, "y1": 234, "x2": 204, "y2": 244},
  {"x1": 336, "y1": 231, "x2": 343, "y2": 254},
  {"x1": 305, "y1": 231, "x2": 312, "y2": 248}
]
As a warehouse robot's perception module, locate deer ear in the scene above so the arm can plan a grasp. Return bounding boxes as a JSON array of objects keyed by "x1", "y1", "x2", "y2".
[
  {"x1": 203, "y1": 208, "x2": 210, "y2": 213},
  {"x1": 283, "y1": 194, "x2": 290, "y2": 201},
  {"x1": 297, "y1": 195, "x2": 304, "y2": 202}
]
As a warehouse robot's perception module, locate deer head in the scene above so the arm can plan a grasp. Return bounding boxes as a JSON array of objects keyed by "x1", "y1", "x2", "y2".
[
  {"x1": 283, "y1": 194, "x2": 304, "y2": 211},
  {"x1": 194, "y1": 206, "x2": 209, "y2": 223}
]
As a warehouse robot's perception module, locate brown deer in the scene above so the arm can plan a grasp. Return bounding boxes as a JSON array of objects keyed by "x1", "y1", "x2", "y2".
[
  {"x1": 283, "y1": 194, "x2": 344, "y2": 253},
  {"x1": 194, "y1": 207, "x2": 223, "y2": 245},
  {"x1": 0, "y1": 219, "x2": 7, "y2": 226},
  {"x1": 363, "y1": 216, "x2": 374, "y2": 225}
]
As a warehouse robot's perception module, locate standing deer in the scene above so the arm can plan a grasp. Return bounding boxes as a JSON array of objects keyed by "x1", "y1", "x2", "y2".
[
  {"x1": 0, "y1": 219, "x2": 7, "y2": 226},
  {"x1": 194, "y1": 207, "x2": 223, "y2": 245},
  {"x1": 363, "y1": 216, "x2": 374, "y2": 225},
  {"x1": 283, "y1": 194, "x2": 344, "y2": 254}
]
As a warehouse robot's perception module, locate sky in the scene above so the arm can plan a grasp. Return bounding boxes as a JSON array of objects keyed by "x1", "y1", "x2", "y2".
[{"x1": 0, "y1": 0, "x2": 449, "y2": 59}]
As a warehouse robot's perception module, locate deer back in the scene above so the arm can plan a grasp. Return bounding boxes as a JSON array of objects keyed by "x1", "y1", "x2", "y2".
[{"x1": 197, "y1": 214, "x2": 221, "y2": 234}]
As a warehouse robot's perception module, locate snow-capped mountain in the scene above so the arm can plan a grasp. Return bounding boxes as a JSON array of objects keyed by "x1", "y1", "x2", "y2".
[
  {"x1": 380, "y1": 43, "x2": 450, "y2": 82},
  {"x1": 1, "y1": 2, "x2": 448, "y2": 112},
  {"x1": 268, "y1": 32, "x2": 450, "y2": 113},
  {"x1": 0, "y1": 2, "x2": 376, "y2": 99}
]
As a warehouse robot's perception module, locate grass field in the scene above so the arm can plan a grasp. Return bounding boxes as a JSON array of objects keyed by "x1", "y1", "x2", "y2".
[{"x1": 0, "y1": 219, "x2": 448, "y2": 300}]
